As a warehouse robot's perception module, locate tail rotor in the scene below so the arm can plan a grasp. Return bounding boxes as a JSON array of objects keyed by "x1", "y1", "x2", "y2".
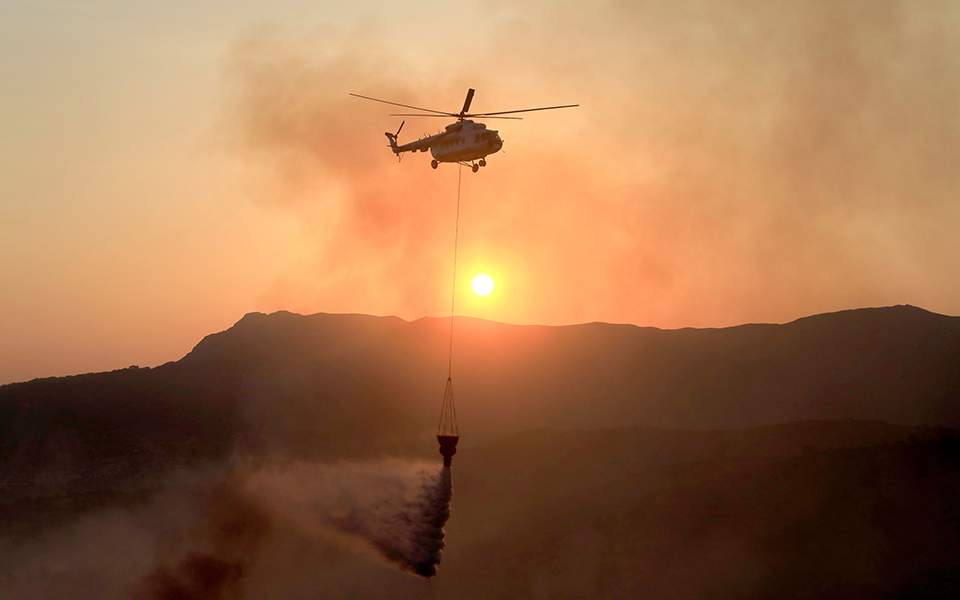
[
  {"x1": 384, "y1": 120, "x2": 404, "y2": 161},
  {"x1": 384, "y1": 120, "x2": 403, "y2": 147}
]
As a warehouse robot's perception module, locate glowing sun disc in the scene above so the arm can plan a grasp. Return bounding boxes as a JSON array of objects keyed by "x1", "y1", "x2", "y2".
[{"x1": 471, "y1": 273, "x2": 495, "y2": 296}]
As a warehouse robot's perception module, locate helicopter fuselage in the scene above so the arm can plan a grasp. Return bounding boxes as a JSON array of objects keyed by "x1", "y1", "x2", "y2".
[
  {"x1": 389, "y1": 120, "x2": 503, "y2": 167},
  {"x1": 429, "y1": 120, "x2": 503, "y2": 163}
]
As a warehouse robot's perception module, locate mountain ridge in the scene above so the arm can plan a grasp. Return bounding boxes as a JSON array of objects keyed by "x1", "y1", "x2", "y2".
[
  {"x1": 1, "y1": 303, "x2": 957, "y2": 475},
  {"x1": 2, "y1": 304, "x2": 953, "y2": 388}
]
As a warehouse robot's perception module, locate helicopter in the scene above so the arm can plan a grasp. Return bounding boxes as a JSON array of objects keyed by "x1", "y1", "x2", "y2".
[{"x1": 349, "y1": 88, "x2": 578, "y2": 172}]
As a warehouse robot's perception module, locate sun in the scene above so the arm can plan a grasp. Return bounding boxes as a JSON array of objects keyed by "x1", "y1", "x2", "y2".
[{"x1": 471, "y1": 273, "x2": 495, "y2": 296}]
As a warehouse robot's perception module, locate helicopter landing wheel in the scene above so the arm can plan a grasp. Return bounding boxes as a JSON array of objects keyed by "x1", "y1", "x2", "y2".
[
  {"x1": 431, "y1": 159, "x2": 438, "y2": 169},
  {"x1": 479, "y1": 159, "x2": 486, "y2": 167},
  {"x1": 471, "y1": 163, "x2": 479, "y2": 173}
]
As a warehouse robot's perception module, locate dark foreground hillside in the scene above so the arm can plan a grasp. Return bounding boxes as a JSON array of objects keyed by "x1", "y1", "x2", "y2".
[
  {"x1": 446, "y1": 428, "x2": 960, "y2": 600},
  {"x1": 1, "y1": 422, "x2": 958, "y2": 599}
]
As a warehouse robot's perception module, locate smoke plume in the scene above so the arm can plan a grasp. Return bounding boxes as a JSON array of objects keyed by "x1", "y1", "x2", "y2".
[
  {"x1": 132, "y1": 458, "x2": 455, "y2": 600},
  {"x1": 134, "y1": 480, "x2": 270, "y2": 600},
  {"x1": 224, "y1": 1, "x2": 960, "y2": 329},
  {"x1": 0, "y1": 459, "x2": 454, "y2": 599}
]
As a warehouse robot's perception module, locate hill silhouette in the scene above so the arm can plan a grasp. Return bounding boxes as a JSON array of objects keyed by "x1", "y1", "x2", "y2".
[
  {"x1": 156, "y1": 303, "x2": 960, "y2": 434},
  {"x1": 1, "y1": 305, "x2": 959, "y2": 598},
  {"x1": 2, "y1": 304, "x2": 957, "y2": 476}
]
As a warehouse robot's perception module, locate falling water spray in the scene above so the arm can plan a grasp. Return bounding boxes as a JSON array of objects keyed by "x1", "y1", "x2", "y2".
[{"x1": 241, "y1": 459, "x2": 454, "y2": 578}]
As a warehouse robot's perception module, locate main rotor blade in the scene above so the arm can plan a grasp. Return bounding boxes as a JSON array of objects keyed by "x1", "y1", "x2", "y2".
[
  {"x1": 349, "y1": 93, "x2": 456, "y2": 116},
  {"x1": 389, "y1": 113, "x2": 455, "y2": 117},
  {"x1": 467, "y1": 103, "x2": 579, "y2": 116},
  {"x1": 460, "y1": 88, "x2": 475, "y2": 115},
  {"x1": 389, "y1": 113, "x2": 523, "y2": 120}
]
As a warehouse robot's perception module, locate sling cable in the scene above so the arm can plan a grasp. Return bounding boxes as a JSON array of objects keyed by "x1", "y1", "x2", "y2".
[{"x1": 437, "y1": 165, "x2": 461, "y2": 468}]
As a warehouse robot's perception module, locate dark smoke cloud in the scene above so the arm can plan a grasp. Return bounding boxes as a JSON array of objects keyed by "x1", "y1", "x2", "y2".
[{"x1": 135, "y1": 481, "x2": 270, "y2": 600}]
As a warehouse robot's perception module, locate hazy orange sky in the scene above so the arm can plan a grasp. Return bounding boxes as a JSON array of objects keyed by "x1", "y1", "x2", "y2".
[{"x1": 3, "y1": 1, "x2": 959, "y2": 383}]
